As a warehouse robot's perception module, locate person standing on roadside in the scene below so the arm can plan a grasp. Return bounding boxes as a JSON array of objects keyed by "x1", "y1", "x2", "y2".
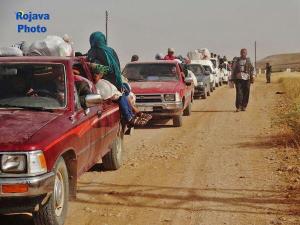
[
  {"x1": 231, "y1": 48, "x2": 254, "y2": 112},
  {"x1": 265, "y1": 62, "x2": 272, "y2": 83}
]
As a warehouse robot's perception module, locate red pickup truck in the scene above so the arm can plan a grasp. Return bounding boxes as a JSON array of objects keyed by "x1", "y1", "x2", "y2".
[
  {"x1": 0, "y1": 56, "x2": 123, "y2": 225},
  {"x1": 123, "y1": 61, "x2": 194, "y2": 127}
]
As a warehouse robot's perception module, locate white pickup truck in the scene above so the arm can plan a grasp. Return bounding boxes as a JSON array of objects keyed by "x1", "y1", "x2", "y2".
[
  {"x1": 210, "y1": 58, "x2": 223, "y2": 87},
  {"x1": 191, "y1": 59, "x2": 216, "y2": 93},
  {"x1": 220, "y1": 61, "x2": 230, "y2": 84}
]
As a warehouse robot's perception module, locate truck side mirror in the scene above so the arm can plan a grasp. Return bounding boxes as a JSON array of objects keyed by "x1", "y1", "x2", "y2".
[{"x1": 85, "y1": 94, "x2": 104, "y2": 107}]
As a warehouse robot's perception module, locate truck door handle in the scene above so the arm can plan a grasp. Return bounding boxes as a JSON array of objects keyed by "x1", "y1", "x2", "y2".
[{"x1": 97, "y1": 110, "x2": 102, "y2": 118}]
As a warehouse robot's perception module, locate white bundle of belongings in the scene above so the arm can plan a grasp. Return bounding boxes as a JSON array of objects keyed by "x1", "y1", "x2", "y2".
[
  {"x1": 198, "y1": 48, "x2": 211, "y2": 60},
  {"x1": 95, "y1": 79, "x2": 122, "y2": 100},
  {"x1": 187, "y1": 70, "x2": 198, "y2": 87},
  {"x1": 187, "y1": 50, "x2": 201, "y2": 60},
  {"x1": 0, "y1": 47, "x2": 23, "y2": 56},
  {"x1": 28, "y1": 35, "x2": 73, "y2": 57}
]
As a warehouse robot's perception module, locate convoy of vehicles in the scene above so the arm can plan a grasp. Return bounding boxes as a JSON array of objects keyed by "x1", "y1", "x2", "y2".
[{"x1": 0, "y1": 48, "x2": 228, "y2": 225}]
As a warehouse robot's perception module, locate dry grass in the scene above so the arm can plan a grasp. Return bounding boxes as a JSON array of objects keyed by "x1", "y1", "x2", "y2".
[
  {"x1": 275, "y1": 73, "x2": 300, "y2": 147},
  {"x1": 278, "y1": 77, "x2": 300, "y2": 100}
]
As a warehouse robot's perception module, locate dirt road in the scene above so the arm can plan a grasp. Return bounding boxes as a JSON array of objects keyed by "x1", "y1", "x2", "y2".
[{"x1": 2, "y1": 77, "x2": 300, "y2": 225}]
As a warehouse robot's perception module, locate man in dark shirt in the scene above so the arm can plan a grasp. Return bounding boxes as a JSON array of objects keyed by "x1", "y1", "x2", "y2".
[{"x1": 231, "y1": 49, "x2": 254, "y2": 112}]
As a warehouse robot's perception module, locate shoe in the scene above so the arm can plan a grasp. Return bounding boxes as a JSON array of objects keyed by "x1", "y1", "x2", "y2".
[
  {"x1": 241, "y1": 107, "x2": 246, "y2": 111},
  {"x1": 236, "y1": 108, "x2": 240, "y2": 112}
]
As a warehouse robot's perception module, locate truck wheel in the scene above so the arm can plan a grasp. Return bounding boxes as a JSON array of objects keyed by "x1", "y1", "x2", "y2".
[
  {"x1": 173, "y1": 115, "x2": 183, "y2": 127},
  {"x1": 33, "y1": 157, "x2": 69, "y2": 225},
  {"x1": 102, "y1": 132, "x2": 124, "y2": 170},
  {"x1": 183, "y1": 101, "x2": 192, "y2": 116}
]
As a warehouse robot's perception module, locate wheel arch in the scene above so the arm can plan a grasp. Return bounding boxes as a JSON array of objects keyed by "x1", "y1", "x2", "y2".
[{"x1": 61, "y1": 149, "x2": 77, "y2": 200}]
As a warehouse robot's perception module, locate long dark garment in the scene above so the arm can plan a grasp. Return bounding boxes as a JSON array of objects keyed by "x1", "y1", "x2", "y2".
[
  {"x1": 266, "y1": 73, "x2": 271, "y2": 83},
  {"x1": 266, "y1": 65, "x2": 272, "y2": 83},
  {"x1": 234, "y1": 79, "x2": 251, "y2": 109},
  {"x1": 87, "y1": 32, "x2": 123, "y2": 91}
]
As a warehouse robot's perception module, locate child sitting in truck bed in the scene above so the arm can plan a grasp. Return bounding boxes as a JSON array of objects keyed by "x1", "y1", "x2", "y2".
[{"x1": 90, "y1": 63, "x2": 151, "y2": 128}]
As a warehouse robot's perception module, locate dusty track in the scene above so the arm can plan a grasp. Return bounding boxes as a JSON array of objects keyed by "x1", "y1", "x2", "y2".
[{"x1": 2, "y1": 77, "x2": 300, "y2": 225}]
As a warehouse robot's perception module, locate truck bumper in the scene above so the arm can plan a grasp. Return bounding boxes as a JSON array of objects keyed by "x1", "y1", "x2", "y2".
[
  {"x1": 0, "y1": 172, "x2": 55, "y2": 213},
  {"x1": 194, "y1": 86, "x2": 205, "y2": 96},
  {"x1": 136, "y1": 102, "x2": 183, "y2": 117}
]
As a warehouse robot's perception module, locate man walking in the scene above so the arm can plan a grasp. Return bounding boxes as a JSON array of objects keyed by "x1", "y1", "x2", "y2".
[
  {"x1": 231, "y1": 48, "x2": 254, "y2": 112},
  {"x1": 265, "y1": 62, "x2": 272, "y2": 83}
]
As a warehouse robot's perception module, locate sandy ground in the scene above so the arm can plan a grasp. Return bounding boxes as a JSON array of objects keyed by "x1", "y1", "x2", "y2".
[{"x1": 1, "y1": 76, "x2": 300, "y2": 225}]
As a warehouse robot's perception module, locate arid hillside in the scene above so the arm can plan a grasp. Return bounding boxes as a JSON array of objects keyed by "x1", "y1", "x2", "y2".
[{"x1": 257, "y1": 53, "x2": 300, "y2": 72}]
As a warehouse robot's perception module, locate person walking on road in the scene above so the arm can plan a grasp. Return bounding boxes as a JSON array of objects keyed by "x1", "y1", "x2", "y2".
[
  {"x1": 265, "y1": 62, "x2": 272, "y2": 83},
  {"x1": 231, "y1": 48, "x2": 254, "y2": 112}
]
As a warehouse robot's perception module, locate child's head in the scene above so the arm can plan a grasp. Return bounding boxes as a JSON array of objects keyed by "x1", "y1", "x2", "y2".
[{"x1": 91, "y1": 63, "x2": 109, "y2": 83}]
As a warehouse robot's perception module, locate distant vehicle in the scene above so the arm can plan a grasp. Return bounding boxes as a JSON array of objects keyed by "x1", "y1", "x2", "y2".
[
  {"x1": 210, "y1": 58, "x2": 223, "y2": 87},
  {"x1": 123, "y1": 61, "x2": 194, "y2": 127},
  {"x1": 191, "y1": 59, "x2": 215, "y2": 93},
  {"x1": 0, "y1": 56, "x2": 123, "y2": 225},
  {"x1": 186, "y1": 63, "x2": 211, "y2": 99},
  {"x1": 220, "y1": 61, "x2": 230, "y2": 84},
  {"x1": 186, "y1": 69, "x2": 198, "y2": 87}
]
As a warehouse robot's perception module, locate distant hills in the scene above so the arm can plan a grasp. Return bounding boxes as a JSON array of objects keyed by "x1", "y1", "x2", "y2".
[{"x1": 257, "y1": 53, "x2": 300, "y2": 72}]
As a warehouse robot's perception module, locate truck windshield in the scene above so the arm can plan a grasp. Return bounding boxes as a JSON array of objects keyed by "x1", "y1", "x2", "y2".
[
  {"x1": 0, "y1": 63, "x2": 66, "y2": 110},
  {"x1": 186, "y1": 65, "x2": 204, "y2": 76},
  {"x1": 202, "y1": 65, "x2": 212, "y2": 73},
  {"x1": 123, "y1": 64, "x2": 179, "y2": 82}
]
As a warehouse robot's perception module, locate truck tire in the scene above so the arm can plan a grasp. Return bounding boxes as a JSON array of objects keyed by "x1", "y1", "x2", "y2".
[
  {"x1": 183, "y1": 101, "x2": 192, "y2": 116},
  {"x1": 102, "y1": 132, "x2": 124, "y2": 170},
  {"x1": 173, "y1": 115, "x2": 183, "y2": 127},
  {"x1": 33, "y1": 157, "x2": 69, "y2": 225}
]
